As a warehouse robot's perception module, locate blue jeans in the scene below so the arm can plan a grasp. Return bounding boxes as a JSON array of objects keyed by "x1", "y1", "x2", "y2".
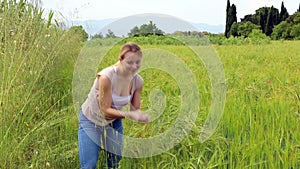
[{"x1": 78, "y1": 111, "x2": 123, "y2": 169}]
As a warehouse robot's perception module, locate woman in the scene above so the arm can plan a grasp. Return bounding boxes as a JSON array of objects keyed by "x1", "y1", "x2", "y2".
[{"x1": 78, "y1": 42, "x2": 149, "y2": 169}]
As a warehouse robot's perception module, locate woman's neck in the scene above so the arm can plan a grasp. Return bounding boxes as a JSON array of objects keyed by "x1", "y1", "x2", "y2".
[{"x1": 114, "y1": 63, "x2": 133, "y2": 79}]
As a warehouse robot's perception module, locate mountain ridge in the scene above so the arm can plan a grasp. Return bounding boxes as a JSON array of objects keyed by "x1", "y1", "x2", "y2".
[{"x1": 66, "y1": 14, "x2": 224, "y2": 36}]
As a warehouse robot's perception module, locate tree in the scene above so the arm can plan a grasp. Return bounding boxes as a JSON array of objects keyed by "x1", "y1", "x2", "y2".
[
  {"x1": 68, "y1": 25, "x2": 88, "y2": 42},
  {"x1": 290, "y1": 24, "x2": 300, "y2": 39},
  {"x1": 225, "y1": 1, "x2": 237, "y2": 38},
  {"x1": 105, "y1": 29, "x2": 116, "y2": 38},
  {"x1": 256, "y1": 7, "x2": 270, "y2": 34},
  {"x1": 294, "y1": 12, "x2": 300, "y2": 24},
  {"x1": 91, "y1": 32, "x2": 103, "y2": 39},
  {"x1": 225, "y1": 0, "x2": 231, "y2": 37},
  {"x1": 274, "y1": 12, "x2": 300, "y2": 40},
  {"x1": 139, "y1": 23, "x2": 151, "y2": 36},
  {"x1": 231, "y1": 5, "x2": 238, "y2": 27},
  {"x1": 229, "y1": 22, "x2": 238, "y2": 37},
  {"x1": 251, "y1": 6, "x2": 279, "y2": 36},
  {"x1": 238, "y1": 21, "x2": 260, "y2": 37},
  {"x1": 128, "y1": 21, "x2": 164, "y2": 37},
  {"x1": 279, "y1": 1, "x2": 289, "y2": 22},
  {"x1": 241, "y1": 14, "x2": 259, "y2": 24},
  {"x1": 248, "y1": 29, "x2": 271, "y2": 44},
  {"x1": 128, "y1": 26, "x2": 140, "y2": 37},
  {"x1": 271, "y1": 21, "x2": 292, "y2": 39},
  {"x1": 249, "y1": 29, "x2": 267, "y2": 39},
  {"x1": 286, "y1": 12, "x2": 300, "y2": 24},
  {"x1": 265, "y1": 7, "x2": 273, "y2": 35}
]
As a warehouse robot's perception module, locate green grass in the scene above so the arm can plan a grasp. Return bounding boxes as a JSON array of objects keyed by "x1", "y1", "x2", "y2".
[
  {"x1": 1, "y1": 1, "x2": 80, "y2": 168},
  {"x1": 215, "y1": 41, "x2": 300, "y2": 168},
  {"x1": 70, "y1": 40, "x2": 300, "y2": 168}
]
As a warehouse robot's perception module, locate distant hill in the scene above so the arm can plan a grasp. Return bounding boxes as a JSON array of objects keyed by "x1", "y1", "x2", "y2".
[
  {"x1": 66, "y1": 13, "x2": 224, "y2": 36},
  {"x1": 191, "y1": 23, "x2": 224, "y2": 34}
]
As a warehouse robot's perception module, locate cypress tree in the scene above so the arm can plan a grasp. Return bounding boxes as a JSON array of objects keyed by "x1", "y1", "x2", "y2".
[
  {"x1": 229, "y1": 22, "x2": 238, "y2": 37},
  {"x1": 231, "y1": 4, "x2": 237, "y2": 24},
  {"x1": 279, "y1": 1, "x2": 289, "y2": 22},
  {"x1": 265, "y1": 7, "x2": 273, "y2": 36},
  {"x1": 265, "y1": 6, "x2": 280, "y2": 36},
  {"x1": 225, "y1": 0, "x2": 231, "y2": 37},
  {"x1": 225, "y1": 1, "x2": 237, "y2": 38},
  {"x1": 257, "y1": 7, "x2": 269, "y2": 34}
]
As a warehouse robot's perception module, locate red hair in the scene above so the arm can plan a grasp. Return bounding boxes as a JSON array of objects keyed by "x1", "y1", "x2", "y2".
[{"x1": 119, "y1": 42, "x2": 142, "y2": 61}]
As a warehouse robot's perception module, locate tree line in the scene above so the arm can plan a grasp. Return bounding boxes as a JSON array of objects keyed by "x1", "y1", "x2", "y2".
[
  {"x1": 225, "y1": 0, "x2": 300, "y2": 40},
  {"x1": 72, "y1": 0, "x2": 300, "y2": 41},
  {"x1": 91, "y1": 21, "x2": 164, "y2": 39}
]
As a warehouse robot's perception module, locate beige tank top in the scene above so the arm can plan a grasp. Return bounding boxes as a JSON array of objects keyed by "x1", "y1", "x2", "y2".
[{"x1": 81, "y1": 66, "x2": 143, "y2": 126}]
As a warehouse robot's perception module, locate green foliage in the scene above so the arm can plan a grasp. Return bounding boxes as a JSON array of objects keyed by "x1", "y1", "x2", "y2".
[
  {"x1": 290, "y1": 24, "x2": 300, "y2": 40},
  {"x1": 248, "y1": 29, "x2": 271, "y2": 44},
  {"x1": 88, "y1": 32, "x2": 274, "y2": 46},
  {"x1": 85, "y1": 37, "x2": 122, "y2": 47},
  {"x1": 171, "y1": 30, "x2": 204, "y2": 37},
  {"x1": 171, "y1": 35, "x2": 211, "y2": 45},
  {"x1": 271, "y1": 21, "x2": 292, "y2": 40},
  {"x1": 222, "y1": 36, "x2": 247, "y2": 45},
  {"x1": 272, "y1": 12, "x2": 300, "y2": 40},
  {"x1": 209, "y1": 30, "x2": 270, "y2": 45},
  {"x1": 225, "y1": 0, "x2": 237, "y2": 38},
  {"x1": 240, "y1": 6, "x2": 281, "y2": 37},
  {"x1": 279, "y1": 1, "x2": 289, "y2": 22},
  {"x1": 120, "y1": 35, "x2": 184, "y2": 45},
  {"x1": 256, "y1": 7, "x2": 280, "y2": 35},
  {"x1": 1, "y1": 1, "x2": 82, "y2": 168},
  {"x1": 229, "y1": 22, "x2": 238, "y2": 37},
  {"x1": 128, "y1": 21, "x2": 164, "y2": 37},
  {"x1": 208, "y1": 33, "x2": 227, "y2": 45},
  {"x1": 91, "y1": 32, "x2": 103, "y2": 39},
  {"x1": 86, "y1": 34, "x2": 214, "y2": 46},
  {"x1": 238, "y1": 21, "x2": 260, "y2": 37},
  {"x1": 225, "y1": 0, "x2": 230, "y2": 37},
  {"x1": 68, "y1": 25, "x2": 88, "y2": 42},
  {"x1": 105, "y1": 29, "x2": 116, "y2": 38},
  {"x1": 265, "y1": 6, "x2": 280, "y2": 36},
  {"x1": 129, "y1": 26, "x2": 140, "y2": 36},
  {"x1": 293, "y1": 12, "x2": 300, "y2": 24},
  {"x1": 230, "y1": 3, "x2": 297, "y2": 40},
  {"x1": 86, "y1": 31, "x2": 275, "y2": 46},
  {"x1": 256, "y1": 7, "x2": 270, "y2": 33},
  {"x1": 241, "y1": 14, "x2": 259, "y2": 24}
]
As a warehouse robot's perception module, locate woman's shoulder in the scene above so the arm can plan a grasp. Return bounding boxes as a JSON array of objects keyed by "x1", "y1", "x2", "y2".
[
  {"x1": 133, "y1": 73, "x2": 143, "y2": 89},
  {"x1": 134, "y1": 73, "x2": 143, "y2": 81},
  {"x1": 97, "y1": 66, "x2": 114, "y2": 80}
]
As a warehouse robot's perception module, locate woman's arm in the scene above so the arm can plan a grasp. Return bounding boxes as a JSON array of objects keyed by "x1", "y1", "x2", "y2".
[
  {"x1": 129, "y1": 79, "x2": 149, "y2": 122},
  {"x1": 98, "y1": 75, "x2": 148, "y2": 122},
  {"x1": 98, "y1": 75, "x2": 124, "y2": 119},
  {"x1": 130, "y1": 85, "x2": 142, "y2": 111}
]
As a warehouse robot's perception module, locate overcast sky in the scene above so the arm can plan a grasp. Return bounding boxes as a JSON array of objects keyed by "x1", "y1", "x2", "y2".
[{"x1": 41, "y1": 0, "x2": 299, "y2": 25}]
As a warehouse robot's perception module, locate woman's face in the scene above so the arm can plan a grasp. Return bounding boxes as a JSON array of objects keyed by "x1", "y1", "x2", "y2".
[{"x1": 122, "y1": 51, "x2": 142, "y2": 74}]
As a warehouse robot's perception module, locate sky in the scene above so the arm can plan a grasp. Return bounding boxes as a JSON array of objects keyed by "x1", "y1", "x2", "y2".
[{"x1": 41, "y1": 0, "x2": 299, "y2": 25}]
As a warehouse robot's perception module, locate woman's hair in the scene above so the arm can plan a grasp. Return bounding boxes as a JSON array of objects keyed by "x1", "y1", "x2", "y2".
[{"x1": 119, "y1": 42, "x2": 142, "y2": 61}]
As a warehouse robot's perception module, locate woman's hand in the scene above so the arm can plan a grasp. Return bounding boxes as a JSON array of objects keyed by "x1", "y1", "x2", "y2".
[
  {"x1": 138, "y1": 113, "x2": 149, "y2": 123},
  {"x1": 126, "y1": 110, "x2": 149, "y2": 123}
]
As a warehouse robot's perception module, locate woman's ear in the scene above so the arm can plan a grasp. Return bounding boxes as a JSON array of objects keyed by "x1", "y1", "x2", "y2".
[{"x1": 119, "y1": 55, "x2": 124, "y2": 61}]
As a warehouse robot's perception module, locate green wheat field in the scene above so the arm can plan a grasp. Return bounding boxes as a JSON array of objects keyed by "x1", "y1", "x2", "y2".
[{"x1": 1, "y1": 1, "x2": 300, "y2": 169}]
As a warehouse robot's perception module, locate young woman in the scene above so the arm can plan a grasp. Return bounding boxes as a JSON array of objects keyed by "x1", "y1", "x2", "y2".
[{"x1": 78, "y1": 42, "x2": 149, "y2": 169}]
